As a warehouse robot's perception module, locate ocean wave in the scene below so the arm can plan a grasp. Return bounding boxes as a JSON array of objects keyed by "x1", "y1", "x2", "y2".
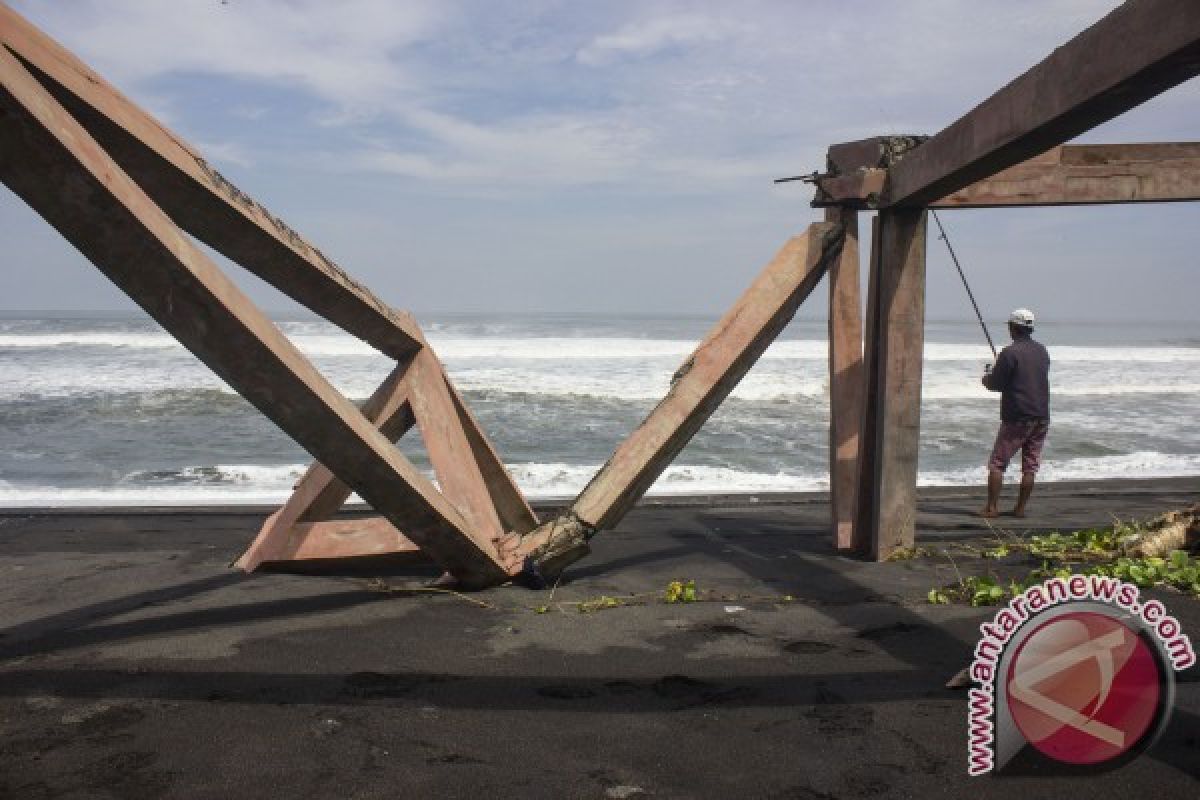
[
  {"x1": 507, "y1": 462, "x2": 826, "y2": 497},
  {"x1": 2, "y1": 368, "x2": 1197, "y2": 406},
  {"x1": 3, "y1": 451, "x2": 1196, "y2": 507},
  {"x1": 918, "y1": 451, "x2": 1200, "y2": 486},
  {"x1": 0, "y1": 333, "x2": 181, "y2": 349},
  {"x1": 4, "y1": 329, "x2": 1197, "y2": 366},
  {"x1": 120, "y1": 464, "x2": 306, "y2": 487}
]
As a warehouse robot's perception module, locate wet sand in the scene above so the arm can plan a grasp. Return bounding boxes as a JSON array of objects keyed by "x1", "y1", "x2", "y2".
[{"x1": 1, "y1": 477, "x2": 1197, "y2": 798}]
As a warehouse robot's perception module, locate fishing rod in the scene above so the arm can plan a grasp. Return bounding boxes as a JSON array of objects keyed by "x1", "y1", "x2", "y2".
[{"x1": 930, "y1": 209, "x2": 997, "y2": 360}]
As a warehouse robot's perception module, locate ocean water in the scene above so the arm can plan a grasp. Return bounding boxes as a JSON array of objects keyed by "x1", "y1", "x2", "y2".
[{"x1": 0, "y1": 311, "x2": 1197, "y2": 507}]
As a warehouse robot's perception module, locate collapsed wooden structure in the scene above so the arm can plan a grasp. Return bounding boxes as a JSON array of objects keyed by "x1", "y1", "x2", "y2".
[{"x1": 2, "y1": 0, "x2": 1199, "y2": 588}]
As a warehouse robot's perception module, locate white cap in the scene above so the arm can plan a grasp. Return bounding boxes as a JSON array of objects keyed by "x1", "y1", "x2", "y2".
[{"x1": 1008, "y1": 308, "x2": 1035, "y2": 328}]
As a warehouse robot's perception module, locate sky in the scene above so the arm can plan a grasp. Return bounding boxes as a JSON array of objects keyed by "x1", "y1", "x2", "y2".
[{"x1": 2, "y1": 0, "x2": 1198, "y2": 323}]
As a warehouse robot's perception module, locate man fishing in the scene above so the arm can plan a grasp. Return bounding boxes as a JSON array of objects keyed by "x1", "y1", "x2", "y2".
[{"x1": 979, "y1": 308, "x2": 1050, "y2": 518}]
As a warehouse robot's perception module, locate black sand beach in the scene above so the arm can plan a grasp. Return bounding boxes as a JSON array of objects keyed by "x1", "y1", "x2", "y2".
[{"x1": 1, "y1": 478, "x2": 1197, "y2": 798}]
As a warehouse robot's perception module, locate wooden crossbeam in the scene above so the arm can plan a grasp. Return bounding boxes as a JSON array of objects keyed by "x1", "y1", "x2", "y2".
[
  {"x1": 0, "y1": 47, "x2": 510, "y2": 587},
  {"x1": 931, "y1": 143, "x2": 1200, "y2": 208},
  {"x1": 282, "y1": 518, "x2": 425, "y2": 563},
  {"x1": 234, "y1": 359, "x2": 418, "y2": 571},
  {"x1": 236, "y1": 346, "x2": 536, "y2": 571},
  {"x1": 408, "y1": 347, "x2": 506, "y2": 543},
  {"x1": 514, "y1": 224, "x2": 846, "y2": 576},
  {"x1": 444, "y1": 377, "x2": 539, "y2": 536},
  {"x1": 0, "y1": 3, "x2": 423, "y2": 359},
  {"x1": 881, "y1": 0, "x2": 1200, "y2": 208},
  {"x1": 824, "y1": 208, "x2": 864, "y2": 552}
]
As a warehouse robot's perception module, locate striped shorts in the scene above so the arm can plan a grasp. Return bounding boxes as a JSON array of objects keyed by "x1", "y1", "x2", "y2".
[{"x1": 988, "y1": 419, "x2": 1049, "y2": 475}]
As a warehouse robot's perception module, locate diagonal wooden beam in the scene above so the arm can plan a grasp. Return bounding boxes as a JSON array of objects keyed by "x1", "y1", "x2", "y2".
[
  {"x1": 0, "y1": 3, "x2": 422, "y2": 359},
  {"x1": 407, "y1": 348, "x2": 506, "y2": 544},
  {"x1": 234, "y1": 358, "x2": 418, "y2": 571},
  {"x1": 881, "y1": 0, "x2": 1200, "y2": 208},
  {"x1": 236, "y1": 342, "x2": 534, "y2": 571},
  {"x1": 931, "y1": 142, "x2": 1200, "y2": 208},
  {"x1": 444, "y1": 376, "x2": 539, "y2": 536},
  {"x1": 514, "y1": 224, "x2": 847, "y2": 576},
  {"x1": 0, "y1": 47, "x2": 509, "y2": 587}
]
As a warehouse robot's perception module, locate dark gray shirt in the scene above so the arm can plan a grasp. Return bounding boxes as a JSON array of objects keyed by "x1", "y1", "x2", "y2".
[{"x1": 983, "y1": 334, "x2": 1050, "y2": 422}]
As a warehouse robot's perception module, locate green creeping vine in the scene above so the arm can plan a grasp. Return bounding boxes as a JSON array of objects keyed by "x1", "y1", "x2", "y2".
[{"x1": 927, "y1": 521, "x2": 1200, "y2": 607}]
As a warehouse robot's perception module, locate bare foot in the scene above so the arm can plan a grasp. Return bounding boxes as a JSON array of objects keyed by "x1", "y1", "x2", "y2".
[
  {"x1": 976, "y1": 508, "x2": 999, "y2": 519},
  {"x1": 1008, "y1": 509, "x2": 1027, "y2": 519}
]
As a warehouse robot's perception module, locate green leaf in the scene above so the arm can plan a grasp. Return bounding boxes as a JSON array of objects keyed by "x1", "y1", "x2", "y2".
[{"x1": 927, "y1": 588, "x2": 951, "y2": 605}]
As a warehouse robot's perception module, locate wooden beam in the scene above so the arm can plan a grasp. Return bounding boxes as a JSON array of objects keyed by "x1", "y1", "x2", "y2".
[
  {"x1": 0, "y1": 48, "x2": 509, "y2": 587},
  {"x1": 931, "y1": 143, "x2": 1200, "y2": 208},
  {"x1": 825, "y1": 208, "x2": 864, "y2": 552},
  {"x1": 445, "y1": 377, "x2": 539, "y2": 536},
  {"x1": 852, "y1": 217, "x2": 883, "y2": 554},
  {"x1": 0, "y1": 3, "x2": 423, "y2": 359},
  {"x1": 236, "y1": 343, "x2": 534, "y2": 571},
  {"x1": 267, "y1": 517, "x2": 425, "y2": 564},
  {"x1": 856, "y1": 211, "x2": 928, "y2": 560},
  {"x1": 571, "y1": 225, "x2": 844, "y2": 531},
  {"x1": 234, "y1": 359, "x2": 417, "y2": 571},
  {"x1": 881, "y1": 0, "x2": 1200, "y2": 208},
  {"x1": 512, "y1": 224, "x2": 846, "y2": 577},
  {"x1": 407, "y1": 348, "x2": 505, "y2": 544}
]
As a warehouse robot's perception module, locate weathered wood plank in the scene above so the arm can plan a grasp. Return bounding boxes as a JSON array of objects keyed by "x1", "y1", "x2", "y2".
[
  {"x1": 0, "y1": 48, "x2": 508, "y2": 586},
  {"x1": 408, "y1": 348, "x2": 506, "y2": 544},
  {"x1": 853, "y1": 216, "x2": 883, "y2": 553},
  {"x1": 0, "y1": 3, "x2": 422, "y2": 358},
  {"x1": 282, "y1": 517, "x2": 424, "y2": 563},
  {"x1": 513, "y1": 224, "x2": 847, "y2": 579},
  {"x1": 931, "y1": 143, "x2": 1200, "y2": 208},
  {"x1": 234, "y1": 358, "x2": 417, "y2": 571},
  {"x1": 445, "y1": 376, "x2": 539, "y2": 535},
  {"x1": 825, "y1": 208, "x2": 864, "y2": 552},
  {"x1": 881, "y1": 0, "x2": 1200, "y2": 208},
  {"x1": 859, "y1": 211, "x2": 928, "y2": 559},
  {"x1": 570, "y1": 224, "x2": 845, "y2": 531}
]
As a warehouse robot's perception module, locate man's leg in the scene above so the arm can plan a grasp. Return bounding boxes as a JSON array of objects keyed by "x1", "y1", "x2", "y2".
[
  {"x1": 1012, "y1": 421, "x2": 1048, "y2": 517},
  {"x1": 980, "y1": 423, "x2": 1017, "y2": 517},
  {"x1": 982, "y1": 469, "x2": 1004, "y2": 518},
  {"x1": 1013, "y1": 473, "x2": 1035, "y2": 518}
]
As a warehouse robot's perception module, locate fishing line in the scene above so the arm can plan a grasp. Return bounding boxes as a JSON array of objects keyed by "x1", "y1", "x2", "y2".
[{"x1": 930, "y1": 209, "x2": 997, "y2": 360}]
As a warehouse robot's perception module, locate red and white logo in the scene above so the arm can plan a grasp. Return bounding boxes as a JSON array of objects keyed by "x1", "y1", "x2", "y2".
[
  {"x1": 965, "y1": 576, "x2": 1193, "y2": 775},
  {"x1": 1006, "y1": 610, "x2": 1163, "y2": 765}
]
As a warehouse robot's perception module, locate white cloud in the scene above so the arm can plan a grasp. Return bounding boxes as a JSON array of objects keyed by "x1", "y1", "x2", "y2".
[
  {"x1": 15, "y1": 0, "x2": 447, "y2": 112},
  {"x1": 577, "y1": 14, "x2": 747, "y2": 66}
]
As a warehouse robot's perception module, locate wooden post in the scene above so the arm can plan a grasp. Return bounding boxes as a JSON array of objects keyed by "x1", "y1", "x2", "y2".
[
  {"x1": 853, "y1": 217, "x2": 882, "y2": 554},
  {"x1": 825, "y1": 208, "x2": 864, "y2": 552},
  {"x1": 856, "y1": 210, "x2": 927, "y2": 560}
]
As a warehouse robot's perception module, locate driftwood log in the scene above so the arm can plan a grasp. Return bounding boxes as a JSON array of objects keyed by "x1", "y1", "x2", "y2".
[{"x1": 1124, "y1": 505, "x2": 1200, "y2": 558}]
